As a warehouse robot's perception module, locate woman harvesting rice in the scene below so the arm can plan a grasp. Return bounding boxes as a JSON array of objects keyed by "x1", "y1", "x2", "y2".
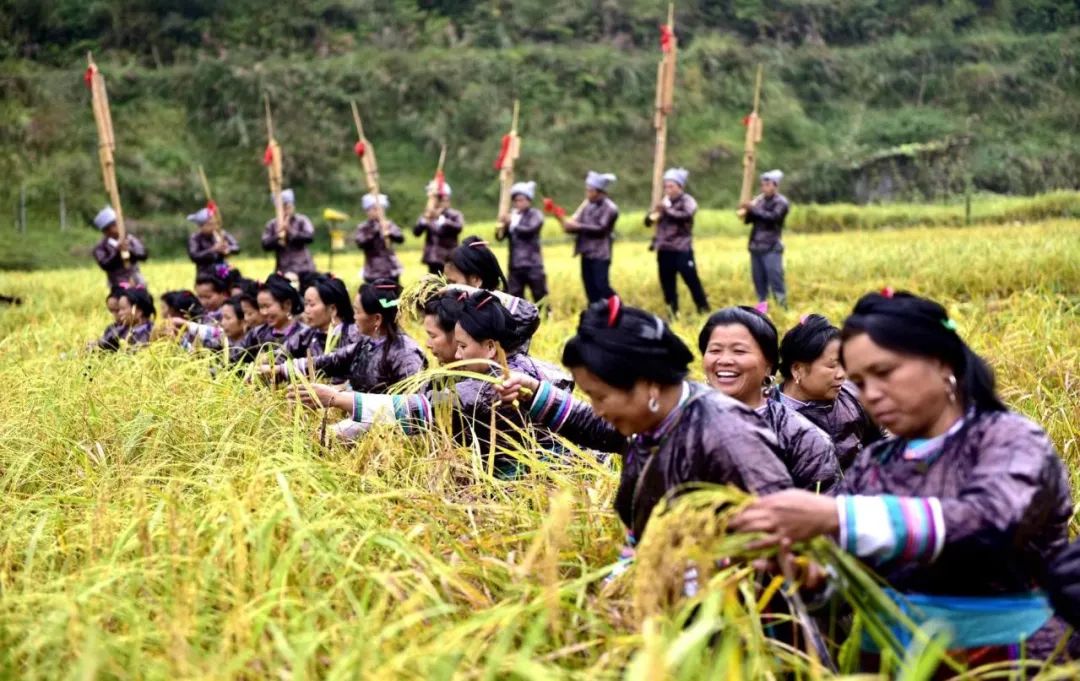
[{"x1": 732, "y1": 290, "x2": 1075, "y2": 663}]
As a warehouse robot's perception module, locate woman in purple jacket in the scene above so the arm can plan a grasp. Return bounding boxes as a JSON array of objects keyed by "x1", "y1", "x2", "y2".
[
  {"x1": 733, "y1": 291, "x2": 1075, "y2": 665},
  {"x1": 774, "y1": 314, "x2": 882, "y2": 470},
  {"x1": 699, "y1": 306, "x2": 840, "y2": 492}
]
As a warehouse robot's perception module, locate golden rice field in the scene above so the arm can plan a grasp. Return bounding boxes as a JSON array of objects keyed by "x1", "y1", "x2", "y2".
[{"x1": 0, "y1": 219, "x2": 1077, "y2": 678}]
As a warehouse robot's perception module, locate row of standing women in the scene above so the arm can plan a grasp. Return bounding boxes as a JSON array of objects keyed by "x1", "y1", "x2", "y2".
[
  {"x1": 88, "y1": 229, "x2": 1076, "y2": 666},
  {"x1": 90, "y1": 167, "x2": 792, "y2": 315}
]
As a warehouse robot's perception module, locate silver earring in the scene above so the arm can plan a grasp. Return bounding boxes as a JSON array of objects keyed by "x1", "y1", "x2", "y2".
[
  {"x1": 946, "y1": 374, "x2": 958, "y2": 404},
  {"x1": 647, "y1": 395, "x2": 660, "y2": 413},
  {"x1": 794, "y1": 374, "x2": 802, "y2": 385}
]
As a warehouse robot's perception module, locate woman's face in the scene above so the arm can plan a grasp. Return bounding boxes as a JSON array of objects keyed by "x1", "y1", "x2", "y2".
[
  {"x1": 842, "y1": 333, "x2": 954, "y2": 438},
  {"x1": 354, "y1": 294, "x2": 383, "y2": 337},
  {"x1": 702, "y1": 324, "x2": 771, "y2": 407},
  {"x1": 220, "y1": 305, "x2": 245, "y2": 340},
  {"x1": 571, "y1": 366, "x2": 654, "y2": 437},
  {"x1": 443, "y1": 261, "x2": 482, "y2": 288},
  {"x1": 511, "y1": 195, "x2": 531, "y2": 211},
  {"x1": 453, "y1": 324, "x2": 496, "y2": 372},
  {"x1": 303, "y1": 287, "x2": 333, "y2": 330},
  {"x1": 423, "y1": 315, "x2": 456, "y2": 365},
  {"x1": 106, "y1": 296, "x2": 121, "y2": 324},
  {"x1": 258, "y1": 291, "x2": 289, "y2": 329},
  {"x1": 117, "y1": 296, "x2": 142, "y2": 326},
  {"x1": 586, "y1": 187, "x2": 600, "y2": 202},
  {"x1": 240, "y1": 300, "x2": 262, "y2": 329},
  {"x1": 663, "y1": 180, "x2": 682, "y2": 199},
  {"x1": 195, "y1": 283, "x2": 227, "y2": 312},
  {"x1": 793, "y1": 338, "x2": 845, "y2": 401}
]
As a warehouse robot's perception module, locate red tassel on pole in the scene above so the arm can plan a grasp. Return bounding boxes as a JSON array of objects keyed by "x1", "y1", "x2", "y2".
[
  {"x1": 659, "y1": 24, "x2": 674, "y2": 53},
  {"x1": 493, "y1": 134, "x2": 511, "y2": 170},
  {"x1": 353, "y1": 141, "x2": 366, "y2": 157},
  {"x1": 206, "y1": 200, "x2": 218, "y2": 216},
  {"x1": 262, "y1": 144, "x2": 274, "y2": 166}
]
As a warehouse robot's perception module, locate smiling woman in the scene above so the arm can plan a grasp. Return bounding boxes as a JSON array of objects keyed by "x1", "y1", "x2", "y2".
[{"x1": 698, "y1": 307, "x2": 839, "y2": 491}]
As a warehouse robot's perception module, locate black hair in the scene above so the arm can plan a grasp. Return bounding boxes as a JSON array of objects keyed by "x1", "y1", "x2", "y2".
[
  {"x1": 304, "y1": 274, "x2": 355, "y2": 325},
  {"x1": 221, "y1": 295, "x2": 246, "y2": 325},
  {"x1": 106, "y1": 286, "x2": 125, "y2": 302},
  {"x1": 258, "y1": 273, "x2": 303, "y2": 315},
  {"x1": 562, "y1": 297, "x2": 692, "y2": 390},
  {"x1": 194, "y1": 272, "x2": 230, "y2": 294},
  {"x1": 232, "y1": 276, "x2": 259, "y2": 298},
  {"x1": 458, "y1": 291, "x2": 514, "y2": 346},
  {"x1": 119, "y1": 287, "x2": 156, "y2": 321},
  {"x1": 358, "y1": 278, "x2": 403, "y2": 380},
  {"x1": 698, "y1": 306, "x2": 779, "y2": 373},
  {"x1": 778, "y1": 314, "x2": 841, "y2": 380},
  {"x1": 422, "y1": 291, "x2": 465, "y2": 334},
  {"x1": 447, "y1": 236, "x2": 507, "y2": 291},
  {"x1": 841, "y1": 291, "x2": 1006, "y2": 413},
  {"x1": 297, "y1": 270, "x2": 326, "y2": 295},
  {"x1": 160, "y1": 290, "x2": 205, "y2": 320}
]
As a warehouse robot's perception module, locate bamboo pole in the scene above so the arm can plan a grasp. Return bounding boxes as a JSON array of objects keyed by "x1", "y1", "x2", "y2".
[
  {"x1": 648, "y1": 4, "x2": 677, "y2": 224},
  {"x1": 738, "y1": 65, "x2": 765, "y2": 214},
  {"x1": 425, "y1": 144, "x2": 448, "y2": 222},
  {"x1": 87, "y1": 53, "x2": 129, "y2": 264},
  {"x1": 494, "y1": 97, "x2": 520, "y2": 238},
  {"x1": 196, "y1": 164, "x2": 225, "y2": 246},
  {"x1": 264, "y1": 94, "x2": 287, "y2": 246},
  {"x1": 350, "y1": 100, "x2": 391, "y2": 246}
]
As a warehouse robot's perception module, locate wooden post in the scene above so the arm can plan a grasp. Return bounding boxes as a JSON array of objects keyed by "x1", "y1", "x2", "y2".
[
  {"x1": 648, "y1": 4, "x2": 677, "y2": 224},
  {"x1": 264, "y1": 94, "x2": 286, "y2": 246},
  {"x1": 351, "y1": 100, "x2": 391, "y2": 246},
  {"x1": 196, "y1": 164, "x2": 225, "y2": 246},
  {"x1": 738, "y1": 64, "x2": 765, "y2": 214},
  {"x1": 495, "y1": 100, "x2": 521, "y2": 238},
  {"x1": 87, "y1": 53, "x2": 129, "y2": 263}
]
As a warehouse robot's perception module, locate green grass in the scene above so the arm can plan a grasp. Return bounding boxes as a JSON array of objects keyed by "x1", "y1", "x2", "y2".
[{"x1": 0, "y1": 219, "x2": 1077, "y2": 677}]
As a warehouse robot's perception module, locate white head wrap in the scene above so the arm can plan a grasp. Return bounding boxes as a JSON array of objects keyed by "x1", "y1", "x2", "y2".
[
  {"x1": 186, "y1": 208, "x2": 212, "y2": 226},
  {"x1": 760, "y1": 170, "x2": 784, "y2": 185},
  {"x1": 585, "y1": 171, "x2": 617, "y2": 191},
  {"x1": 271, "y1": 188, "x2": 296, "y2": 205},
  {"x1": 663, "y1": 167, "x2": 689, "y2": 187},
  {"x1": 93, "y1": 206, "x2": 117, "y2": 230},
  {"x1": 510, "y1": 181, "x2": 536, "y2": 200},
  {"x1": 362, "y1": 193, "x2": 390, "y2": 211},
  {"x1": 425, "y1": 181, "x2": 452, "y2": 197}
]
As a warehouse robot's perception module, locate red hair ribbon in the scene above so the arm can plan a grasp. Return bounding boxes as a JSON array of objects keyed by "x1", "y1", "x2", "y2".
[
  {"x1": 881, "y1": 286, "x2": 895, "y2": 299},
  {"x1": 476, "y1": 294, "x2": 494, "y2": 309},
  {"x1": 353, "y1": 141, "x2": 366, "y2": 157},
  {"x1": 799, "y1": 314, "x2": 810, "y2": 325},
  {"x1": 374, "y1": 284, "x2": 398, "y2": 290},
  {"x1": 262, "y1": 144, "x2": 274, "y2": 166},
  {"x1": 659, "y1": 24, "x2": 674, "y2": 54},
  {"x1": 83, "y1": 66, "x2": 95, "y2": 88},
  {"x1": 493, "y1": 134, "x2": 511, "y2": 170},
  {"x1": 468, "y1": 240, "x2": 489, "y2": 248},
  {"x1": 206, "y1": 200, "x2": 218, "y2": 216},
  {"x1": 607, "y1": 295, "x2": 621, "y2": 328},
  {"x1": 542, "y1": 198, "x2": 566, "y2": 219}
]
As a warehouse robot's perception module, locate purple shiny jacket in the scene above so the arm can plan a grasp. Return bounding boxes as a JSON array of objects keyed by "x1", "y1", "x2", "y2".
[
  {"x1": 649, "y1": 192, "x2": 698, "y2": 253},
  {"x1": 774, "y1": 383, "x2": 882, "y2": 471},
  {"x1": 232, "y1": 321, "x2": 304, "y2": 363},
  {"x1": 573, "y1": 196, "x2": 618, "y2": 261},
  {"x1": 414, "y1": 208, "x2": 464, "y2": 266},
  {"x1": 755, "y1": 399, "x2": 840, "y2": 492},
  {"x1": 496, "y1": 207, "x2": 546, "y2": 270},
  {"x1": 93, "y1": 235, "x2": 148, "y2": 288},
  {"x1": 744, "y1": 193, "x2": 789, "y2": 254},
  {"x1": 294, "y1": 332, "x2": 427, "y2": 393},
  {"x1": 188, "y1": 230, "x2": 240, "y2": 278},
  {"x1": 261, "y1": 214, "x2": 316, "y2": 275},
  {"x1": 530, "y1": 382, "x2": 793, "y2": 539},
  {"x1": 354, "y1": 219, "x2": 405, "y2": 281},
  {"x1": 839, "y1": 410, "x2": 1072, "y2": 597}
]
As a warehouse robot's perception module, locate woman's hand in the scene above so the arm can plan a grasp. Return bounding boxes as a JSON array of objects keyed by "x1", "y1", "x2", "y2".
[
  {"x1": 169, "y1": 316, "x2": 189, "y2": 329},
  {"x1": 730, "y1": 489, "x2": 839, "y2": 547},
  {"x1": 286, "y1": 383, "x2": 344, "y2": 410},
  {"x1": 495, "y1": 371, "x2": 540, "y2": 405}
]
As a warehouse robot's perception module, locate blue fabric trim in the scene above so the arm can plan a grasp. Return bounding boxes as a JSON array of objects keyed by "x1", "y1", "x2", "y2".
[
  {"x1": 844, "y1": 496, "x2": 857, "y2": 555},
  {"x1": 882, "y1": 495, "x2": 908, "y2": 563},
  {"x1": 863, "y1": 590, "x2": 1052, "y2": 651}
]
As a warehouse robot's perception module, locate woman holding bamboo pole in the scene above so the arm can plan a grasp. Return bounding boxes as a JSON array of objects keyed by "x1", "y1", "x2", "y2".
[
  {"x1": 261, "y1": 189, "x2": 316, "y2": 277},
  {"x1": 92, "y1": 206, "x2": 147, "y2": 289},
  {"x1": 560, "y1": 171, "x2": 619, "y2": 305},
  {"x1": 646, "y1": 168, "x2": 709, "y2": 316},
  {"x1": 187, "y1": 207, "x2": 239, "y2": 280}
]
